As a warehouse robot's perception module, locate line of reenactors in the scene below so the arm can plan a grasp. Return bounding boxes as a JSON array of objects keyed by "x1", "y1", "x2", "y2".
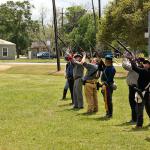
[
  {"x1": 61, "y1": 39, "x2": 150, "y2": 129},
  {"x1": 62, "y1": 47, "x2": 117, "y2": 119}
]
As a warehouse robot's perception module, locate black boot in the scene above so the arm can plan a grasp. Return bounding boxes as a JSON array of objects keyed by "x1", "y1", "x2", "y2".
[{"x1": 62, "y1": 89, "x2": 67, "y2": 100}]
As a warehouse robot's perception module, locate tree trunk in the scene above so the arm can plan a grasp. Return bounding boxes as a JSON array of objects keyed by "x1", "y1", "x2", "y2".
[{"x1": 16, "y1": 46, "x2": 20, "y2": 59}]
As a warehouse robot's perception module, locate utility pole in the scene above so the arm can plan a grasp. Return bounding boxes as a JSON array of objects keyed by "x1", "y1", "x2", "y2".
[
  {"x1": 98, "y1": 0, "x2": 101, "y2": 19},
  {"x1": 91, "y1": 0, "x2": 97, "y2": 33},
  {"x1": 52, "y1": 0, "x2": 61, "y2": 71},
  {"x1": 148, "y1": 11, "x2": 150, "y2": 57},
  {"x1": 60, "y1": 8, "x2": 64, "y2": 28}
]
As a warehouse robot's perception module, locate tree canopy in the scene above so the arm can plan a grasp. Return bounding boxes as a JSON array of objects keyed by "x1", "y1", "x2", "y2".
[
  {"x1": 97, "y1": 0, "x2": 150, "y2": 55},
  {"x1": 0, "y1": 0, "x2": 35, "y2": 58}
]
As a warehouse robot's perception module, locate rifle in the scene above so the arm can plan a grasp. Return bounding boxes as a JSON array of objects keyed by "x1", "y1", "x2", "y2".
[
  {"x1": 57, "y1": 35, "x2": 74, "y2": 55},
  {"x1": 72, "y1": 39, "x2": 84, "y2": 52},
  {"x1": 85, "y1": 38, "x2": 96, "y2": 58},
  {"x1": 57, "y1": 35, "x2": 68, "y2": 47},
  {"x1": 116, "y1": 40, "x2": 133, "y2": 56},
  {"x1": 104, "y1": 41, "x2": 123, "y2": 55}
]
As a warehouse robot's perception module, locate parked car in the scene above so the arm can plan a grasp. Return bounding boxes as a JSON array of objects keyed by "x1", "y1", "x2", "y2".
[
  {"x1": 37, "y1": 52, "x2": 56, "y2": 59},
  {"x1": 101, "y1": 50, "x2": 113, "y2": 58}
]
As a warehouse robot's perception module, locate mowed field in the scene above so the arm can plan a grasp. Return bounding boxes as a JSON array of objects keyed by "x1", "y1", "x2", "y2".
[{"x1": 0, "y1": 64, "x2": 149, "y2": 150}]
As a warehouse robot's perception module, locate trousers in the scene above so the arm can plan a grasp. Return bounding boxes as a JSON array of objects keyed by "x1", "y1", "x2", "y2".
[
  {"x1": 84, "y1": 82, "x2": 98, "y2": 113},
  {"x1": 129, "y1": 85, "x2": 137, "y2": 121},
  {"x1": 73, "y1": 78, "x2": 83, "y2": 108},
  {"x1": 68, "y1": 78, "x2": 74, "y2": 104},
  {"x1": 136, "y1": 92, "x2": 150, "y2": 127},
  {"x1": 102, "y1": 85, "x2": 113, "y2": 116}
]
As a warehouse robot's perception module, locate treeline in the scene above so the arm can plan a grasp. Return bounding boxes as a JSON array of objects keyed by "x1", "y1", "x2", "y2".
[
  {"x1": 0, "y1": 0, "x2": 150, "y2": 57},
  {"x1": 97, "y1": 0, "x2": 150, "y2": 56}
]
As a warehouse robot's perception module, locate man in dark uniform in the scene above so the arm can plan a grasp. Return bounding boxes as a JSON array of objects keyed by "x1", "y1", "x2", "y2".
[
  {"x1": 61, "y1": 80, "x2": 69, "y2": 100},
  {"x1": 66, "y1": 61, "x2": 74, "y2": 104},
  {"x1": 101, "y1": 55, "x2": 116, "y2": 118},
  {"x1": 129, "y1": 58, "x2": 150, "y2": 128}
]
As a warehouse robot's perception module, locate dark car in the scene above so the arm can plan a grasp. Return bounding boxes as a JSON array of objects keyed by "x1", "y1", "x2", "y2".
[
  {"x1": 101, "y1": 50, "x2": 113, "y2": 58},
  {"x1": 37, "y1": 52, "x2": 56, "y2": 59}
]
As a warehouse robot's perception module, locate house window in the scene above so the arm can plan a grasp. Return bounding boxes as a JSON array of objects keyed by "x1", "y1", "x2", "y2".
[{"x1": 2, "y1": 48, "x2": 8, "y2": 57}]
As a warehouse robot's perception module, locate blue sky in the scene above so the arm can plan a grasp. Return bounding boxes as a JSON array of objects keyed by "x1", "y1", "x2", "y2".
[{"x1": 0, "y1": 0, "x2": 110, "y2": 21}]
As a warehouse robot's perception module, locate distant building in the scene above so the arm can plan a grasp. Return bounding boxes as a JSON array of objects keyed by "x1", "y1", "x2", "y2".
[
  {"x1": 29, "y1": 41, "x2": 48, "y2": 59},
  {"x1": 0, "y1": 39, "x2": 16, "y2": 60}
]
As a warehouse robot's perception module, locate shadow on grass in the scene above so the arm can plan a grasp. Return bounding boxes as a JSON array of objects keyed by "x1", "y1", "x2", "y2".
[
  {"x1": 115, "y1": 121, "x2": 137, "y2": 127},
  {"x1": 145, "y1": 137, "x2": 150, "y2": 142},
  {"x1": 48, "y1": 71, "x2": 64, "y2": 76},
  {"x1": 128, "y1": 126, "x2": 149, "y2": 132},
  {"x1": 63, "y1": 108, "x2": 81, "y2": 112},
  {"x1": 76, "y1": 112, "x2": 97, "y2": 116},
  {"x1": 76, "y1": 113, "x2": 112, "y2": 121}
]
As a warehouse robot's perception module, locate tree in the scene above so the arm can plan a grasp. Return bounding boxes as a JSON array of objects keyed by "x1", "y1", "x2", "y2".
[
  {"x1": 30, "y1": 7, "x2": 55, "y2": 53},
  {"x1": 59, "y1": 6, "x2": 97, "y2": 53},
  {"x1": 0, "y1": 0, "x2": 34, "y2": 58},
  {"x1": 97, "y1": 0, "x2": 150, "y2": 54}
]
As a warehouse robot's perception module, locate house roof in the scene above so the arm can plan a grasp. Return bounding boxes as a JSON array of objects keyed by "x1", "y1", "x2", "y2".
[
  {"x1": 31, "y1": 41, "x2": 47, "y2": 49},
  {"x1": 0, "y1": 39, "x2": 16, "y2": 45}
]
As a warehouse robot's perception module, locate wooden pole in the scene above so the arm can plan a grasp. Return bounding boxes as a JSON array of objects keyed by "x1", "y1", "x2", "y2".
[
  {"x1": 52, "y1": 0, "x2": 61, "y2": 71},
  {"x1": 98, "y1": 0, "x2": 101, "y2": 19},
  {"x1": 91, "y1": 0, "x2": 97, "y2": 32},
  {"x1": 148, "y1": 11, "x2": 150, "y2": 57}
]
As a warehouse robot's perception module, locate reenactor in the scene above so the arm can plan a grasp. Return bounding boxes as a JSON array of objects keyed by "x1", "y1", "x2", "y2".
[
  {"x1": 122, "y1": 57, "x2": 139, "y2": 123},
  {"x1": 81, "y1": 55, "x2": 100, "y2": 114},
  {"x1": 128, "y1": 56, "x2": 150, "y2": 128},
  {"x1": 70, "y1": 53, "x2": 84, "y2": 109},
  {"x1": 101, "y1": 55, "x2": 116, "y2": 118},
  {"x1": 66, "y1": 61, "x2": 74, "y2": 104},
  {"x1": 61, "y1": 81, "x2": 69, "y2": 100}
]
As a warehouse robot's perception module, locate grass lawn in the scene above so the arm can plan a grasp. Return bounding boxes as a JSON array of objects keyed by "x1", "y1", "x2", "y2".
[
  {"x1": 0, "y1": 58, "x2": 122, "y2": 64},
  {"x1": 0, "y1": 65, "x2": 149, "y2": 150},
  {"x1": 0, "y1": 58, "x2": 66, "y2": 63}
]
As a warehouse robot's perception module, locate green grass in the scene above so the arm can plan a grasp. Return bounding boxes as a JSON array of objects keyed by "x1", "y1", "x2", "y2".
[
  {"x1": 0, "y1": 65, "x2": 149, "y2": 150},
  {"x1": 0, "y1": 58, "x2": 66, "y2": 63},
  {"x1": 4, "y1": 65, "x2": 65, "y2": 75}
]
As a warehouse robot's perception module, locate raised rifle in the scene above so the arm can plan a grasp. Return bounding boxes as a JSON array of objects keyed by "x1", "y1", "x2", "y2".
[
  {"x1": 116, "y1": 40, "x2": 133, "y2": 56},
  {"x1": 72, "y1": 39, "x2": 85, "y2": 52},
  {"x1": 57, "y1": 35, "x2": 68, "y2": 48},
  {"x1": 57, "y1": 35, "x2": 73, "y2": 55},
  {"x1": 104, "y1": 41, "x2": 123, "y2": 55},
  {"x1": 85, "y1": 38, "x2": 95, "y2": 58}
]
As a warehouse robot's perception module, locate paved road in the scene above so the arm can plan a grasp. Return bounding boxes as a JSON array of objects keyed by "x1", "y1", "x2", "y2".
[{"x1": 0, "y1": 62, "x2": 122, "y2": 66}]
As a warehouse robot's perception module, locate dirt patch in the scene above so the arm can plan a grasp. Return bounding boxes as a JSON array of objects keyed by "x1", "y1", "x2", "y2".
[
  {"x1": 0, "y1": 65, "x2": 11, "y2": 71},
  {"x1": 115, "y1": 72, "x2": 127, "y2": 78}
]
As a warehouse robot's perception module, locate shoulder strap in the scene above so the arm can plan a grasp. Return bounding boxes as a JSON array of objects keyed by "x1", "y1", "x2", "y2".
[{"x1": 103, "y1": 68, "x2": 108, "y2": 80}]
